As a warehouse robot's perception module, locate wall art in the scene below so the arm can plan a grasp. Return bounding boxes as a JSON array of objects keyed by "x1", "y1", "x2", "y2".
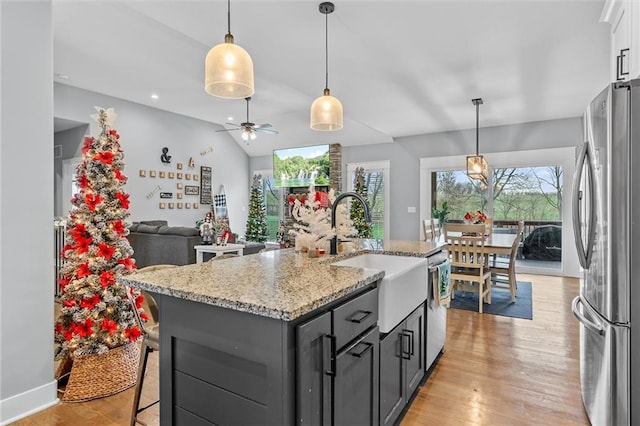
[
  {"x1": 176, "y1": 163, "x2": 183, "y2": 170},
  {"x1": 139, "y1": 170, "x2": 146, "y2": 177},
  {"x1": 149, "y1": 171, "x2": 156, "y2": 178},
  {"x1": 161, "y1": 147, "x2": 172, "y2": 163},
  {"x1": 185, "y1": 203, "x2": 191, "y2": 209},
  {"x1": 177, "y1": 183, "x2": 183, "y2": 189},
  {"x1": 160, "y1": 192, "x2": 173, "y2": 199},
  {"x1": 194, "y1": 174, "x2": 199, "y2": 181},
  {"x1": 185, "y1": 174, "x2": 191, "y2": 180},
  {"x1": 159, "y1": 171, "x2": 166, "y2": 178},
  {"x1": 177, "y1": 203, "x2": 183, "y2": 209},
  {"x1": 200, "y1": 166, "x2": 212, "y2": 204},
  {"x1": 168, "y1": 203, "x2": 174, "y2": 209},
  {"x1": 193, "y1": 203, "x2": 199, "y2": 209},
  {"x1": 159, "y1": 202, "x2": 166, "y2": 209},
  {"x1": 168, "y1": 172, "x2": 174, "y2": 179},
  {"x1": 177, "y1": 172, "x2": 183, "y2": 179},
  {"x1": 177, "y1": 193, "x2": 183, "y2": 199},
  {"x1": 184, "y1": 185, "x2": 199, "y2": 196}
]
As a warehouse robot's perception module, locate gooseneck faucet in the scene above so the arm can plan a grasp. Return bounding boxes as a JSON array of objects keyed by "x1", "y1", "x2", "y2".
[{"x1": 330, "y1": 192, "x2": 371, "y2": 255}]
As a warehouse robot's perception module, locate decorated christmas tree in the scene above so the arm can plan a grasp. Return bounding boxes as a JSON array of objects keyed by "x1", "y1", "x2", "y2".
[
  {"x1": 350, "y1": 167, "x2": 373, "y2": 238},
  {"x1": 245, "y1": 174, "x2": 268, "y2": 242},
  {"x1": 55, "y1": 107, "x2": 143, "y2": 363}
]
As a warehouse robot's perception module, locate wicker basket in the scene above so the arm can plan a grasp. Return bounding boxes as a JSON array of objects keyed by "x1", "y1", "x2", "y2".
[{"x1": 59, "y1": 341, "x2": 140, "y2": 402}]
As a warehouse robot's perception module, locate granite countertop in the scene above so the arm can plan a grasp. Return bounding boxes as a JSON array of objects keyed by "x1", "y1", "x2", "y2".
[{"x1": 118, "y1": 239, "x2": 446, "y2": 322}]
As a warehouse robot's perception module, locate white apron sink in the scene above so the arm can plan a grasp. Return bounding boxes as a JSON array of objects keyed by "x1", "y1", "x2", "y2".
[{"x1": 332, "y1": 254, "x2": 427, "y2": 333}]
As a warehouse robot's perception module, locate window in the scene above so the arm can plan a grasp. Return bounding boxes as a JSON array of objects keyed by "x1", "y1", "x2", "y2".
[
  {"x1": 347, "y1": 161, "x2": 390, "y2": 241},
  {"x1": 420, "y1": 147, "x2": 577, "y2": 277}
]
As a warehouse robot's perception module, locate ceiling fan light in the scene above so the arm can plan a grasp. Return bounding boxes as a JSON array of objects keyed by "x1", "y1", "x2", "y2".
[
  {"x1": 205, "y1": 37, "x2": 254, "y2": 99},
  {"x1": 310, "y1": 91, "x2": 343, "y2": 131},
  {"x1": 241, "y1": 129, "x2": 250, "y2": 141}
]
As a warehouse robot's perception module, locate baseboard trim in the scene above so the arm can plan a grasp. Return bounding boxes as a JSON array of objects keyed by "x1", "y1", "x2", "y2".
[{"x1": 0, "y1": 380, "x2": 58, "y2": 425}]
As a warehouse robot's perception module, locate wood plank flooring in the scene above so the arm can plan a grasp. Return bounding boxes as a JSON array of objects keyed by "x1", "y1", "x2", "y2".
[{"x1": 13, "y1": 274, "x2": 587, "y2": 426}]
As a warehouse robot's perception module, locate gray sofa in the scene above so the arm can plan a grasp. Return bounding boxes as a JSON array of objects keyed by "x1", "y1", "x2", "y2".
[
  {"x1": 128, "y1": 221, "x2": 200, "y2": 268},
  {"x1": 128, "y1": 220, "x2": 267, "y2": 268}
]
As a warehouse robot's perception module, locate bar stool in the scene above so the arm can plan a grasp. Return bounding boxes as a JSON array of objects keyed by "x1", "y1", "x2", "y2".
[{"x1": 129, "y1": 264, "x2": 177, "y2": 426}]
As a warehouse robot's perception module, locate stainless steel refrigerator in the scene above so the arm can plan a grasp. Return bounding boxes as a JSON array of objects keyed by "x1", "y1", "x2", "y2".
[{"x1": 571, "y1": 79, "x2": 640, "y2": 426}]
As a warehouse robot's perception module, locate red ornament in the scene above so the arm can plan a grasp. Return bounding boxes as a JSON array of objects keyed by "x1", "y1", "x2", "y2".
[
  {"x1": 115, "y1": 192, "x2": 130, "y2": 209},
  {"x1": 100, "y1": 270, "x2": 116, "y2": 288},
  {"x1": 93, "y1": 151, "x2": 115, "y2": 165}
]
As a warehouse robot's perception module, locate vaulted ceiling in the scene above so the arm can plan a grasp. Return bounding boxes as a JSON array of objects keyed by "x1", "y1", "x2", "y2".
[{"x1": 53, "y1": 0, "x2": 610, "y2": 156}]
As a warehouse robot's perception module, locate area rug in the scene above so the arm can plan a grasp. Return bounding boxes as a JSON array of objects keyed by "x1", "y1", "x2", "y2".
[{"x1": 449, "y1": 281, "x2": 533, "y2": 320}]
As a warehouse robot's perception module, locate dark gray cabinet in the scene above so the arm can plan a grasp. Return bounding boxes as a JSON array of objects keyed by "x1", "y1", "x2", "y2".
[
  {"x1": 296, "y1": 287, "x2": 379, "y2": 426},
  {"x1": 379, "y1": 304, "x2": 425, "y2": 426}
]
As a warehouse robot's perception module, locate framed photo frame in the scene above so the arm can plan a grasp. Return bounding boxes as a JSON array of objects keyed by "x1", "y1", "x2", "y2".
[
  {"x1": 177, "y1": 172, "x2": 183, "y2": 179},
  {"x1": 193, "y1": 174, "x2": 199, "y2": 181},
  {"x1": 185, "y1": 203, "x2": 191, "y2": 209},
  {"x1": 184, "y1": 185, "x2": 200, "y2": 195},
  {"x1": 159, "y1": 171, "x2": 166, "y2": 178},
  {"x1": 168, "y1": 172, "x2": 175, "y2": 179},
  {"x1": 177, "y1": 193, "x2": 183, "y2": 199},
  {"x1": 177, "y1": 183, "x2": 183, "y2": 189},
  {"x1": 177, "y1": 163, "x2": 183, "y2": 170},
  {"x1": 177, "y1": 203, "x2": 183, "y2": 209},
  {"x1": 159, "y1": 202, "x2": 166, "y2": 209},
  {"x1": 185, "y1": 174, "x2": 191, "y2": 180},
  {"x1": 149, "y1": 170, "x2": 157, "y2": 178},
  {"x1": 168, "y1": 203, "x2": 175, "y2": 209},
  {"x1": 139, "y1": 170, "x2": 146, "y2": 177},
  {"x1": 193, "y1": 203, "x2": 199, "y2": 209}
]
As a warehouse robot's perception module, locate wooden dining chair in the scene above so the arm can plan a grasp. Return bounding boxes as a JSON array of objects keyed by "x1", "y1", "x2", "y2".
[
  {"x1": 431, "y1": 218, "x2": 442, "y2": 240},
  {"x1": 490, "y1": 220, "x2": 524, "y2": 302},
  {"x1": 423, "y1": 219, "x2": 435, "y2": 241},
  {"x1": 129, "y1": 264, "x2": 178, "y2": 426},
  {"x1": 484, "y1": 217, "x2": 493, "y2": 236},
  {"x1": 444, "y1": 223, "x2": 491, "y2": 313}
]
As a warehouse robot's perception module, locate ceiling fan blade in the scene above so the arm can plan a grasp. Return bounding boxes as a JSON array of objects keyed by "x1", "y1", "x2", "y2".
[
  {"x1": 215, "y1": 128, "x2": 239, "y2": 133},
  {"x1": 225, "y1": 122, "x2": 242, "y2": 127},
  {"x1": 255, "y1": 128, "x2": 279, "y2": 135},
  {"x1": 254, "y1": 123, "x2": 272, "y2": 129}
]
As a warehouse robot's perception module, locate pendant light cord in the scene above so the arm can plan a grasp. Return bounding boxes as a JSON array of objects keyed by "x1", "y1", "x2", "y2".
[
  {"x1": 227, "y1": 0, "x2": 231, "y2": 35},
  {"x1": 475, "y1": 102, "x2": 479, "y2": 156},
  {"x1": 325, "y1": 11, "x2": 329, "y2": 90}
]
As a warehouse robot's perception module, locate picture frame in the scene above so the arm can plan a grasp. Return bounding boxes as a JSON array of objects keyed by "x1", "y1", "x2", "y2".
[
  {"x1": 177, "y1": 183, "x2": 183, "y2": 189},
  {"x1": 177, "y1": 203, "x2": 183, "y2": 209},
  {"x1": 193, "y1": 203, "x2": 199, "y2": 209},
  {"x1": 184, "y1": 185, "x2": 199, "y2": 195},
  {"x1": 149, "y1": 170, "x2": 157, "y2": 178},
  {"x1": 159, "y1": 202, "x2": 166, "y2": 209},
  {"x1": 177, "y1": 163, "x2": 183, "y2": 170},
  {"x1": 185, "y1": 203, "x2": 191, "y2": 209},
  {"x1": 193, "y1": 174, "x2": 199, "y2": 181},
  {"x1": 177, "y1": 172, "x2": 183, "y2": 179},
  {"x1": 168, "y1": 203, "x2": 175, "y2": 209},
  {"x1": 159, "y1": 171, "x2": 166, "y2": 178},
  {"x1": 177, "y1": 193, "x2": 183, "y2": 199},
  {"x1": 185, "y1": 173, "x2": 191, "y2": 180},
  {"x1": 139, "y1": 170, "x2": 146, "y2": 177},
  {"x1": 168, "y1": 172, "x2": 175, "y2": 179}
]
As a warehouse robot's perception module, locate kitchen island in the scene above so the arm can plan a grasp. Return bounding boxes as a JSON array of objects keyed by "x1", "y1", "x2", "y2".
[{"x1": 119, "y1": 240, "x2": 444, "y2": 425}]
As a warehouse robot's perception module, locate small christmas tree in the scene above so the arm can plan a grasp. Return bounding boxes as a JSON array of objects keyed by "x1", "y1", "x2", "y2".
[
  {"x1": 289, "y1": 186, "x2": 335, "y2": 250},
  {"x1": 55, "y1": 107, "x2": 143, "y2": 362},
  {"x1": 351, "y1": 167, "x2": 373, "y2": 238},
  {"x1": 245, "y1": 174, "x2": 268, "y2": 242}
]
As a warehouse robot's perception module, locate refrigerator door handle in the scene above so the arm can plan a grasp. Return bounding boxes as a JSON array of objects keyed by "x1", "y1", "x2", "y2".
[
  {"x1": 572, "y1": 296, "x2": 604, "y2": 336},
  {"x1": 572, "y1": 141, "x2": 597, "y2": 269}
]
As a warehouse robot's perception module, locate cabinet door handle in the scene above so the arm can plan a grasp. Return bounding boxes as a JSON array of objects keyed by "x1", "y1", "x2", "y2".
[
  {"x1": 349, "y1": 341, "x2": 373, "y2": 358},
  {"x1": 323, "y1": 334, "x2": 336, "y2": 377},
  {"x1": 401, "y1": 332, "x2": 411, "y2": 360},
  {"x1": 404, "y1": 329, "x2": 415, "y2": 356},
  {"x1": 347, "y1": 310, "x2": 372, "y2": 323},
  {"x1": 617, "y1": 48, "x2": 630, "y2": 81}
]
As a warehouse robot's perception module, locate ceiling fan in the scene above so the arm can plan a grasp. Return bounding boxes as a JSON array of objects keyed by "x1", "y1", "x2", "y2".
[{"x1": 216, "y1": 97, "x2": 279, "y2": 144}]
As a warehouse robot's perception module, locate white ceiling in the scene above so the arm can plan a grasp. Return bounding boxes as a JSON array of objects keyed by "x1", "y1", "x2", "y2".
[{"x1": 53, "y1": 0, "x2": 611, "y2": 157}]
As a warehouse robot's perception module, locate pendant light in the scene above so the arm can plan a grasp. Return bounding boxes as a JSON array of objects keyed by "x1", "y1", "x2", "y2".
[
  {"x1": 205, "y1": 0, "x2": 254, "y2": 99},
  {"x1": 466, "y1": 98, "x2": 489, "y2": 181},
  {"x1": 310, "y1": 2, "x2": 343, "y2": 131}
]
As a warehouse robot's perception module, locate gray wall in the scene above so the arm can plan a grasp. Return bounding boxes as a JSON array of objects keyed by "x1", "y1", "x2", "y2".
[
  {"x1": 250, "y1": 117, "x2": 582, "y2": 240},
  {"x1": 55, "y1": 83, "x2": 251, "y2": 231},
  {"x1": 0, "y1": 0, "x2": 57, "y2": 422}
]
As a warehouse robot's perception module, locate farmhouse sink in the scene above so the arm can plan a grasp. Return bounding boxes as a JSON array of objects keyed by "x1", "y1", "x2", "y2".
[{"x1": 332, "y1": 254, "x2": 427, "y2": 333}]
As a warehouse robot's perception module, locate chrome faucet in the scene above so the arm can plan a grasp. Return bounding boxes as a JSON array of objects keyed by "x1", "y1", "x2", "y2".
[{"x1": 330, "y1": 192, "x2": 371, "y2": 255}]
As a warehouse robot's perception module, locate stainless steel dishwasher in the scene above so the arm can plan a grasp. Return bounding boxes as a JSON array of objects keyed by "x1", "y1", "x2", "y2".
[{"x1": 426, "y1": 250, "x2": 449, "y2": 370}]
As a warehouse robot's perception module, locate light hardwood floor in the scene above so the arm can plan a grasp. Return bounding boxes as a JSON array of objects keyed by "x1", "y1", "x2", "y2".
[{"x1": 14, "y1": 274, "x2": 587, "y2": 426}]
